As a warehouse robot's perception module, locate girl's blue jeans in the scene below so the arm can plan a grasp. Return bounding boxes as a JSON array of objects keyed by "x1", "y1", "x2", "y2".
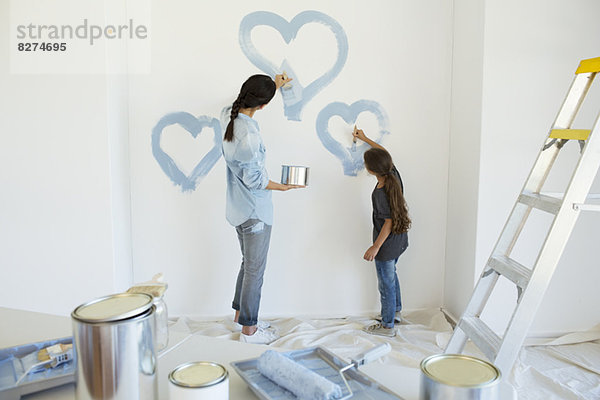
[
  {"x1": 375, "y1": 257, "x2": 402, "y2": 328},
  {"x1": 232, "y1": 219, "x2": 272, "y2": 326}
]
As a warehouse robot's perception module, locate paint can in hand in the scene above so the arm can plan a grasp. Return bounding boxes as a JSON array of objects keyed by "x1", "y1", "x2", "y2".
[
  {"x1": 281, "y1": 165, "x2": 309, "y2": 186},
  {"x1": 168, "y1": 362, "x2": 229, "y2": 400}
]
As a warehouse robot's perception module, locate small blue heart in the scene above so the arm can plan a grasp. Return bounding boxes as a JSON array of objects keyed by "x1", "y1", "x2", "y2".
[
  {"x1": 316, "y1": 100, "x2": 390, "y2": 176},
  {"x1": 151, "y1": 112, "x2": 222, "y2": 192},
  {"x1": 239, "y1": 10, "x2": 348, "y2": 121}
]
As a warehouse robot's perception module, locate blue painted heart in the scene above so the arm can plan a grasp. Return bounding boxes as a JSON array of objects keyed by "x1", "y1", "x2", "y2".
[
  {"x1": 151, "y1": 112, "x2": 222, "y2": 192},
  {"x1": 239, "y1": 10, "x2": 348, "y2": 121},
  {"x1": 316, "y1": 100, "x2": 390, "y2": 176}
]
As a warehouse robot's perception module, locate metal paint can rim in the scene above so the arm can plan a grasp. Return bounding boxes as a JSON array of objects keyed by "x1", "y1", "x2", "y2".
[
  {"x1": 281, "y1": 164, "x2": 310, "y2": 168},
  {"x1": 71, "y1": 293, "x2": 154, "y2": 323},
  {"x1": 169, "y1": 362, "x2": 229, "y2": 388},
  {"x1": 420, "y1": 354, "x2": 501, "y2": 388}
]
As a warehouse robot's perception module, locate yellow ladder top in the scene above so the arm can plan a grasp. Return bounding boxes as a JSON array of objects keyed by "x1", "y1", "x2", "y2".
[{"x1": 576, "y1": 57, "x2": 600, "y2": 74}]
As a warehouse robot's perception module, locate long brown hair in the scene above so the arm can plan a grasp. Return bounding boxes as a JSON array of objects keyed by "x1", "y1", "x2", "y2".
[
  {"x1": 223, "y1": 74, "x2": 276, "y2": 142},
  {"x1": 363, "y1": 148, "x2": 411, "y2": 234}
]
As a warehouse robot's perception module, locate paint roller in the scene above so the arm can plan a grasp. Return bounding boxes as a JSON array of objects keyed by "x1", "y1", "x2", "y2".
[{"x1": 257, "y1": 343, "x2": 391, "y2": 400}]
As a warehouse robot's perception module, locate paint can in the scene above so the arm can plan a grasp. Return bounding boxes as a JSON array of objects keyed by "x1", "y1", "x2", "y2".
[
  {"x1": 420, "y1": 354, "x2": 501, "y2": 400},
  {"x1": 281, "y1": 165, "x2": 309, "y2": 186},
  {"x1": 168, "y1": 362, "x2": 229, "y2": 400},
  {"x1": 72, "y1": 293, "x2": 158, "y2": 400}
]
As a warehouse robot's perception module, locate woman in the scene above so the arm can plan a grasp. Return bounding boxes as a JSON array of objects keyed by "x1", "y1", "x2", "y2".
[{"x1": 222, "y1": 74, "x2": 302, "y2": 344}]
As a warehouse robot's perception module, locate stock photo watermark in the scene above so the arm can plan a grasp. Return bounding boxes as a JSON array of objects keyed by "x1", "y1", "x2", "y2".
[
  {"x1": 16, "y1": 19, "x2": 148, "y2": 46},
  {"x1": 10, "y1": 0, "x2": 151, "y2": 74}
]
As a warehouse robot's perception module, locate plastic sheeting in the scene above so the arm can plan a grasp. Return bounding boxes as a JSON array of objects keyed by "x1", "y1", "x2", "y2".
[{"x1": 170, "y1": 309, "x2": 600, "y2": 400}]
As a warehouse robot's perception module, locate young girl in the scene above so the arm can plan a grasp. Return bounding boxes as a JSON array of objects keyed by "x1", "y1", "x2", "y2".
[
  {"x1": 222, "y1": 73, "x2": 303, "y2": 345},
  {"x1": 353, "y1": 128, "x2": 411, "y2": 337}
]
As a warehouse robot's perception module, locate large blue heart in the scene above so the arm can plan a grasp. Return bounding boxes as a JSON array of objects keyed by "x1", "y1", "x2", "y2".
[
  {"x1": 316, "y1": 100, "x2": 390, "y2": 176},
  {"x1": 151, "y1": 112, "x2": 222, "y2": 192},
  {"x1": 239, "y1": 10, "x2": 348, "y2": 121}
]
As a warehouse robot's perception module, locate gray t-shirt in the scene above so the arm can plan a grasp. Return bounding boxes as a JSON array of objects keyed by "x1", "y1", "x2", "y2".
[{"x1": 372, "y1": 165, "x2": 409, "y2": 261}]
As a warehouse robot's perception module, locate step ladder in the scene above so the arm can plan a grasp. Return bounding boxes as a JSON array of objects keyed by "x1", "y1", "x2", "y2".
[{"x1": 445, "y1": 56, "x2": 600, "y2": 375}]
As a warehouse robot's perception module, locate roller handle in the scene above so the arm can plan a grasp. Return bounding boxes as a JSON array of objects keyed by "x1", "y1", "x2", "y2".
[{"x1": 350, "y1": 343, "x2": 391, "y2": 367}]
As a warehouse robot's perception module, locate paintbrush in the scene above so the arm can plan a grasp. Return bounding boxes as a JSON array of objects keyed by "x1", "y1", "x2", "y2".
[
  {"x1": 351, "y1": 124, "x2": 358, "y2": 151},
  {"x1": 16, "y1": 343, "x2": 73, "y2": 385}
]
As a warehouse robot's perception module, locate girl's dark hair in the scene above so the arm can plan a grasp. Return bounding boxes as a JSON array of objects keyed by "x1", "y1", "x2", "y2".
[
  {"x1": 223, "y1": 74, "x2": 276, "y2": 142},
  {"x1": 364, "y1": 148, "x2": 411, "y2": 234}
]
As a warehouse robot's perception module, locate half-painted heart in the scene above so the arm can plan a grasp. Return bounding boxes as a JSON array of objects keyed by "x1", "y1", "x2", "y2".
[
  {"x1": 316, "y1": 100, "x2": 390, "y2": 176},
  {"x1": 151, "y1": 112, "x2": 222, "y2": 192},
  {"x1": 239, "y1": 10, "x2": 348, "y2": 121}
]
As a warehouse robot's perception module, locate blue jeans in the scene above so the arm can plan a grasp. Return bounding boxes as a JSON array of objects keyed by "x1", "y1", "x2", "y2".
[
  {"x1": 232, "y1": 219, "x2": 272, "y2": 326},
  {"x1": 375, "y1": 258, "x2": 402, "y2": 328}
]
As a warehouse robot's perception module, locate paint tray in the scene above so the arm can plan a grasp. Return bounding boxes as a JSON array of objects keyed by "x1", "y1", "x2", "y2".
[
  {"x1": 231, "y1": 346, "x2": 404, "y2": 400},
  {"x1": 0, "y1": 337, "x2": 75, "y2": 400}
]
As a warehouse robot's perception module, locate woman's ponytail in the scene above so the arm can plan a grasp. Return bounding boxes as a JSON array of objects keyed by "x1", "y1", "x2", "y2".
[
  {"x1": 223, "y1": 75, "x2": 276, "y2": 143},
  {"x1": 224, "y1": 98, "x2": 242, "y2": 142}
]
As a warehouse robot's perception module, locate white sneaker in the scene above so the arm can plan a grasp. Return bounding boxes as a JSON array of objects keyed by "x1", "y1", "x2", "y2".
[
  {"x1": 234, "y1": 320, "x2": 271, "y2": 331},
  {"x1": 239, "y1": 326, "x2": 280, "y2": 345}
]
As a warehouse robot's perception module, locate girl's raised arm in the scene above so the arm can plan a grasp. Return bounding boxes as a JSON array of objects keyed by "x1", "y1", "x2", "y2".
[{"x1": 353, "y1": 127, "x2": 386, "y2": 151}]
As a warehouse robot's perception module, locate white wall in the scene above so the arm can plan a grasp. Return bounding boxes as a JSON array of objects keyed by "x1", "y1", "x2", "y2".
[
  {"x1": 443, "y1": 0, "x2": 485, "y2": 320},
  {"x1": 129, "y1": 0, "x2": 453, "y2": 318},
  {"x1": 0, "y1": 1, "x2": 121, "y2": 314},
  {"x1": 445, "y1": 0, "x2": 600, "y2": 335}
]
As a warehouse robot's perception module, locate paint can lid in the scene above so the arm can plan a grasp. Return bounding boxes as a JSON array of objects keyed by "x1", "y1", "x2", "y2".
[
  {"x1": 71, "y1": 293, "x2": 153, "y2": 323},
  {"x1": 420, "y1": 354, "x2": 501, "y2": 388},
  {"x1": 169, "y1": 362, "x2": 228, "y2": 388}
]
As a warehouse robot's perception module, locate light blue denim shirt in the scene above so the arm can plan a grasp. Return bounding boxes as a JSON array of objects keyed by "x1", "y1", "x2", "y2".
[{"x1": 222, "y1": 113, "x2": 273, "y2": 227}]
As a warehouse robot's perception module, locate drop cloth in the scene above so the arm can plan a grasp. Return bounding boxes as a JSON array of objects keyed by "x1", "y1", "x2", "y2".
[{"x1": 170, "y1": 309, "x2": 600, "y2": 400}]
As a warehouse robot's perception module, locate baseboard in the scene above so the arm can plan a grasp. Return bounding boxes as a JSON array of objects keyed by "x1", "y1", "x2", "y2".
[{"x1": 440, "y1": 307, "x2": 458, "y2": 328}]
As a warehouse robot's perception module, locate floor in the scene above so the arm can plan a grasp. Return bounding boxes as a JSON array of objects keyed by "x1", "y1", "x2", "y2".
[{"x1": 170, "y1": 309, "x2": 600, "y2": 400}]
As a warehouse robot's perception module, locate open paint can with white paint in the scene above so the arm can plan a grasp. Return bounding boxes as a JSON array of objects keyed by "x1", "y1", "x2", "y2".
[
  {"x1": 420, "y1": 354, "x2": 501, "y2": 400},
  {"x1": 168, "y1": 362, "x2": 229, "y2": 400},
  {"x1": 281, "y1": 165, "x2": 309, "y2": 186}
]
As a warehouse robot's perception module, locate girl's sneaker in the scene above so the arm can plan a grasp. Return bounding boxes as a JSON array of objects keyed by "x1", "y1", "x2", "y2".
[
  {"x1": 374, "y1": 312, "x2": 402, "y2": 324},
  {"x1": 239, "y1": 326, "x2": 280, "y2": 344},
  {"x1": 234, "y1": 320, "x2": 271, "y2": 331},
  {"x1": 363, "y1": 322, "x2": 396, "y2": 337}
]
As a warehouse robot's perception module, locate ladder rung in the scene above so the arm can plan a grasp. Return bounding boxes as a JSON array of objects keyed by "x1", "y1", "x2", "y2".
[
  {"x1": 488, "y1": 256, "x2": 531, "y2": 289},
  {"x1": 549, "y1": 129, "x2": 591, "y2": 141},
  {"x1": 576, "y1": 56, "x2": 600, "y2": 74},
  {"x1": 459, "y1": 317, "x2": 501, "y2": 361},
  {"x1": 573, "y1": 204, "x2": 600, "y2": 211},
  {"x1": 518, "y1": 192, "x2": 562, "y2": 214}
]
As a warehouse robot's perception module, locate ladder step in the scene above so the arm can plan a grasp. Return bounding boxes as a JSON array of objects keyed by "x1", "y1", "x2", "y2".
[
  {"x1": 549, "y1": 129, "x2": 591, "y2": 141},
  {"x1": 488, "y1": 256, "x2": 531, "y2": 289},
  {"x1": 459, "y1": 317, "x2": 501, "y2": 361},
  {"x1": 576, "y1": 56, "x2": 600, "y2": 74},
  {"x1": 518, "y1": 192, "x2": 562, "y2": 214}
]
